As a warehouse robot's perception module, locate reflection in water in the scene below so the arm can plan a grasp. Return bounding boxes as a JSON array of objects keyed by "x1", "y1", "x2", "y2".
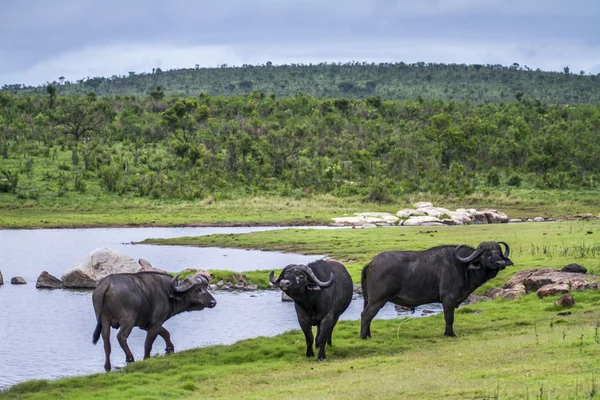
[{"x1": 0, "y1": 227, "x2": 441, "y2": 388}]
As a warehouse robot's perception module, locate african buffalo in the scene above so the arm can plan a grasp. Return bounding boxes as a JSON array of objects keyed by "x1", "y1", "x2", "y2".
[
  {"x1": 92, "y1": 272, "x2": 216, "y2": 371},
  {"x1": 270, "y1": 259, "x2": 353, "y2": 360},
  {"x1": 361, "y1": 241, "x2": 512, "y2": 339}
]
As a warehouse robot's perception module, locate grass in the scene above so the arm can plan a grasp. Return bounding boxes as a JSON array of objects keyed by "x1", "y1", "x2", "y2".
[
  {"x1": 3, "y1": 293, "x2": 600, "y2": 399},
  {"x1": 1, "y1": 188, "x2": 599, "y2": 229},
  {"x1": 4, "y1": 221, "x2": 600, "y2": 399},
  {"x1": 146, "y1": 220, "x2": 600, "y2": 294}
]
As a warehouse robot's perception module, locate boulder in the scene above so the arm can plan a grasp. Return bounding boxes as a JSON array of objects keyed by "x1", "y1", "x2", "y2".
[
  {"x1": 461, "y1": 294, "x2": 491, "y2": 306},
  {"x1": 353, "y1": 283, "x2": 363, "y2": 295},
  {"x1": 509, "y1": 218, "x2": 523, "y2": 223},
  {"x1": 481, "y1": 209, "x2": 509, "y2": 224},
  {"x1": 396, "y1": 209, "x2": 423, "y2": 218},
  {"x1": 11, "y1": 276, "x2": 27, "y2": 284},
  {"x1": 402, "y1": 216, "x2": 442, "y2": 226},
  {"x1": 61, "y1": 248, "x2": 143, "y2": 288},
  {"x1": 448, "y1": 211, "x2": 473, "y2": 225},
  {"x1": 244, "y1": 284, "x2": 258, "y2": 291},
  {"x1": 356, "y1": 212, "x2": 399, "y2": 224},
  {"x1": 555, "y1": 294, "x2": 575, "y2": 307},
  {"x1": 472, "y1": 212, "x2": 489, "y2": 224},
  {"x1": 533, "y1": 217, "x2": 545, "y2": 222},
  {"x1": 0, "y1": 269, "x2": 3, "y2": 285},
  {"x1": 138, "y1": 259, "x2": 168, "y2": 274},
  {"x1": 415, "y1": 206, "x2": 452, "y2": 219},
  {"x1": 36, "y1": 271, "x2": 63, "y2": 289},
  {"x1": 561, "y1": 264, "x2": 587, "y2": 274},
  {"x1": 487, "y1": 268, "x2": 600, "y2": 299},
  {"x1": 537, "y1": 284, "x2": 570, "y2": 298},
  {"x1": 361, "y1": 223, "x2": 378, "y2": 228}
]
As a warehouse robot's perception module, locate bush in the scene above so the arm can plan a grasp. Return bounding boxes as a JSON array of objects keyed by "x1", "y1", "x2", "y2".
[{"x1": 507, "y1": 173, "x2": 522, "y2": 187}]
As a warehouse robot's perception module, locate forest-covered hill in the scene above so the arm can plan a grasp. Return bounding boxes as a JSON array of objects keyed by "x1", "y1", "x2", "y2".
[
  {"x1": 3, "y1": 62, "x2": 600, "y2": 104},
  {"x1": 1, "y1": 90, "x2": 600, "y2": 204}
]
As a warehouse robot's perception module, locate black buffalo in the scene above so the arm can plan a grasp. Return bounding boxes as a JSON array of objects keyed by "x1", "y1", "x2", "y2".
[
  {"x1": 92, "y1": 272, "x2": 216, "y2": 371},
  {"x1": 361, "y1": 241, "x2": 512, "y2": 339},
  {"x1": 270, "y1": 259, "x2": 353, "y2": 360}
]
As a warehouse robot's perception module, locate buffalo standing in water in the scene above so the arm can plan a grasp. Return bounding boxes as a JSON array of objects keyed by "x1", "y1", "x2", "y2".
[
  {"x1": 270, "y1": 260, "x2": 353, "y2": 360},
  {"x1": 92, "y1": 272, "x2": 216, "y2": 371},
  {"x1": 361, "y1": 241, "x2": 512, "y2": 339}
]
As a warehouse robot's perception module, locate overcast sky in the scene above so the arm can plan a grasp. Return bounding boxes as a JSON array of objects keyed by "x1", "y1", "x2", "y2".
[{"x1": 1, "y1": 0, "x2": 599, "y2": 86}]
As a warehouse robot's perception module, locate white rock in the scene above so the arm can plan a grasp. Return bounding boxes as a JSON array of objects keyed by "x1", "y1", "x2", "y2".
[
  {"x1": 62, "y1": 248, "x2": 145, "y2": 288},
  {"x1": 533, "y1": 217, "x2": 545, "y2": 222},
  {"x1": 509, "y1": 218, "x2": 523, "y2": 223},
  {"x1": 356, "y1": 212, "x2": 399, "y2": 223},
  {"x1": 402, "y1": 216, "x2": 442, "y2": 226},
  {"x1": 396, "y1": 209, "x2": 422, "y2": 218},
  {"x1": 361, "y1": 223, "x2": 378, "y2": 228},
  {"x1": 448, "y1": 211, "x2": 472, "y2": 224},
  {"x1": 416, "y1": 206, "x2": 452, "y2": 218}
]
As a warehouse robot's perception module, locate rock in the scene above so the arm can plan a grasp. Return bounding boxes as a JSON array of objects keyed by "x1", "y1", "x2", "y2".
[
  {"x1": 448, "y1": 211, "x2": 473, "y2": 225},
  {"x1": 402, "y1": 216, "x2": 442, "y2": 226},
  {"x1": 483, "y1": 286, "x2": 526, "y2": 299},
  {"x1": 533, "y1": 217, "x2": 545, "y2": 222},
  {"x1": 413, "y1": 201, "x2": 433, "y2": 208},
  {"x1": 36, "y1": 271, "x2": 63, "y2": 289},
  {"x1": 555, "y1": 294, "x2": 575, "y2": 307},
  {"x1": 461, "y1": 294, "x2": 491, "y2": 306},
  {"x1": 232, "y1": 273, "x2": 247, "y2": 284},
  {"x1": 537, "y1": 284, "x2": 570, "y2": 297},
  {"x1": 62, "y1": 270, "x2": 96, "y2": 288},
  {"x1": 361, "y1": 223, "x2": 378, "y2": 228},
  {"x1": 394, "y1": 305, "x2": 415, "y2": 313},
  {"x1": 353, "y1": 284, "x2": 363, "y2": 295},
  {"x1": 138, "y1": 259, "x2": 168, "y2": 274},
  {"x1": 482, "y1": 209, "x2": 509, "y2": 224},
  {"x1": 375, "y1": 222, "x2": 391, "y2": 227},
  {"x1": 421, "y1": 309, "x2": 437, "y2": 315},
  {"x1": 561, "y1": 264, "x2": 587, "y2": 274},
  {"x1": 396, "y1": 209, "x2": 423, "y2": 218},
  {"x1": 245, "y1": 284, "x2": 258, "y2": 291},
  {"x1": 0, "y1": 269, "x2": 3, "y2": 285},
  {"x1": 209, "y1": 284, "x2": 217, "y2": 291},
  {"x1": 11, "y1": 276, "x2": 27, "y2": 285},
  {"x1": 282, "y1": 291, "x2": 294, "y2": 302},
  {"x1": 216, "y1": 280, "x2": 225, "y2": 287},
  {"x1": 472, "y1": 212, "x2": 489, "y2": 224},
  {"x1": 356, "y1": 212, "x2": 399, "y2": 224},
  {"x1": 509, "y1": 218, "x2": 523, "y2": 223},
  {"x1": 61, "y1": 248, "x2": 143, "y2": 288},
  {"x1": 415, "y1": 206, "x2": 452, "y2": 219}
]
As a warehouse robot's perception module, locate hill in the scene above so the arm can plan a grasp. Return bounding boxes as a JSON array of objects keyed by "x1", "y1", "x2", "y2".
[{"x1": 4, "y1": 62, "x2": 600, "y2": 104}]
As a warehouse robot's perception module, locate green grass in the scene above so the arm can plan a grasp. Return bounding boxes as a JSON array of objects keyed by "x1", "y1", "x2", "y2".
[
  {"x1": 148, "y1": 220, "x2": 600, "y2": 294},
  {"x1": 5, "y1": 221, "x2": 600, "y2": 399}
]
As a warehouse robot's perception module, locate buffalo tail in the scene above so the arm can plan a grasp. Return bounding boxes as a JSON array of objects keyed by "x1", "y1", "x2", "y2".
[
  {"x1": 361, "y1": 262, "x2": 371, "y2": 310},
  {"x1": 92, "y1": 321, "x2": 102, "y2": 345},
  {"x1": 92, "y1": 283, "x2": 109, "y2": 345}
]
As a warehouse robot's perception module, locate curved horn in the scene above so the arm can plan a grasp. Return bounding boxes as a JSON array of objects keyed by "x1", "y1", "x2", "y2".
[
  {"x1": 173, "y1": 274, "x2": 207, "y2": 293},
  {"x1": 498, "y1": 241, "x2": 510, "y2": 258},
  {"x1": 300, "y1": 264, "x2": 334, "y2": 288},
  {"x1": 269, "y1": 271, "x2": 278, "y2": 286},
  {"x1": 171, "y1": 273, "x2": 182, "y2": 289},
  {"x1": 454, "y1": 244, "x2": 483, "y2": 263}
]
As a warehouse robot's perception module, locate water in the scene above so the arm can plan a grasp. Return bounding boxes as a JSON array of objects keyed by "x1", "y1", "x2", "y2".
[{"x1": 0, "y1": 227, "x2": 440, "y2": 388}]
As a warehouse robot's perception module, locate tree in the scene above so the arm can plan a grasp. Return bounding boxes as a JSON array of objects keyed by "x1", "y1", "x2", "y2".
[
  {"x1": 58, "y1": 98, "x2": 106, "y2": 141},
  {"x1": 46, "y1": 84, "x2": 56, "y2": 108}
]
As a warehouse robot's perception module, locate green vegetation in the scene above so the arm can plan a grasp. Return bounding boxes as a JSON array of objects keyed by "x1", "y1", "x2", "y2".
[
  {"x1": 5, "y1": 62, "x2": 600, "y2": 104},
  {"x1": 145, "y1": 220, "x2": 600, "y2": 293},
  {"x1": 2, "y1": 88, "x2": 600, "y2": 227},
  {"x1": 4, "y1": 221, "x2": 600, "y2": 399}
]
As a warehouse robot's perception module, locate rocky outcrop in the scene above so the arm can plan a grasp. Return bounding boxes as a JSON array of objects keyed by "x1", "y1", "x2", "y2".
[
  {"x1": 332, "y1": 212, "x2": 399, "y2": 226},
  {"x1": 11, "y1": 276, "x2": 27, "y2": 285},
  {"x1": 61, "y1": 248, "x2": 169, "y2": 289},
  {"x1": 36, "y1": 271, "x2": 63, "y2": 289},
  {"x1": 485, "y1": 268, "x2": 600, "y2": 299}
]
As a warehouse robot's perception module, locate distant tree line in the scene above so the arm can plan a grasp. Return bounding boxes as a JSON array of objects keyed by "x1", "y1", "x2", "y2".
[
  {"x1": 1, "y1": 90, "x2": 599, "y2": 202},
  {"x1": 3, "y1": 61, "x2": 600, "y2": 104}
]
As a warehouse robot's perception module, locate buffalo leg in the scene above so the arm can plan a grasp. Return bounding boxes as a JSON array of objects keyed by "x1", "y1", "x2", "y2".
[
  {"x1": 101, "y1": 317, "x2": 112, "y2": 372},
  {"x1": 442, "y1": 301, "x2": 456, "y2": 337},
  {"x1": 299, "y1": 319, "x2": 314, "y2": 358},
  {"x1": 116, "y1": 323, "x2": 135, "y2": 363},
  {"x1": 360, "y1": 298, "x2": 387, "y2": 339},
  {"x1": 328, "y1": 317, "x2": 339, "y2": 346},
  {"x1": 143, "y1": 328, "x2": 160, "y2": 360},
  {"x1": 158, "y1": 327, "x2": 175, "y2": 354},
  {"x1": 316, "y1": 316, "x2": 335, "y2": 360}
]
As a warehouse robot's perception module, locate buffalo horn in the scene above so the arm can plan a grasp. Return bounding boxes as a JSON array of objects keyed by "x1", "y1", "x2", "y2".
[
  {"x1": 454, "y1": 244, "x2": 483, "y2": 263},
  {"x1": 269, "y1": 270, "x2": 278, "y2": 286},
  {"x1": 498, "y1": 241, "x2": 510, "y2": 258},
  {"x1": 300, "y1": 264, "x2": 334, "y2": 288},
  {"x1": 173, "y1": 273, "x2": 207, "y2": 292}
]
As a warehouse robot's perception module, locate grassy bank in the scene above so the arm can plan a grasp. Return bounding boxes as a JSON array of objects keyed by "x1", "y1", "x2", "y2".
[
  {"x1": 4, "y1": 221, "x2": 600, "y2": 399},
  {"x1": 1, "y1": 189, "x2": 599, "y2": 229},
  {"x1": 145, "y1": 220, "x2": 600, "y2": 294}
]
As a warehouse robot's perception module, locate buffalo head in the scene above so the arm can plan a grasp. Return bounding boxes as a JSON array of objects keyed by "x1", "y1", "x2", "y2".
[
  {"x1": 269, "y1": 264, "x2": 334, "y2": 295},
  {"x1": 454, "y1": 241, "x2": 513, "y2": 270},
  {"x1": 171, "y1": 273, "x2": 217, "y2": 310}
]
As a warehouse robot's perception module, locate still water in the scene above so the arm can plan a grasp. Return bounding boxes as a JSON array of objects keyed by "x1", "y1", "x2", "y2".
[{"x1": 0, "y1": 227, "x2": 440, "y2": 388}]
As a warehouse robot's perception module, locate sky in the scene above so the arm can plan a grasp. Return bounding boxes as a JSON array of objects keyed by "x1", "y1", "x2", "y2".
[{"x1": 1, "y1": 0, "x2": 599, "y2": 86}]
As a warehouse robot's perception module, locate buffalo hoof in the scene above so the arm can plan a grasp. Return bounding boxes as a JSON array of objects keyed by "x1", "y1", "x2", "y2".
[
  {"x1": 104, "y1": 364, "x2": 111, "y2": 372},
  {"x1": 125, "y1": 357, "x2": 134, "y2": 363},
  {"x1": 165, "y1": 348, "x2": 174, "y2": 355},
  {"x1": 444, "y1": 332, "x2": 456, "y2": 337},
  {"x1": 317, "y1": 357, "x2": 327, "y2": 362}
]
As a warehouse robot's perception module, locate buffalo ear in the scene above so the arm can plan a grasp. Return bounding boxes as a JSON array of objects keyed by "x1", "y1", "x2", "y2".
[
  {"x1": 307, "y1": 284, "x2": 321, "y2": 291},
  {"x1": 467, "y1": 261, "x2": 481, "y2": 270}
]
